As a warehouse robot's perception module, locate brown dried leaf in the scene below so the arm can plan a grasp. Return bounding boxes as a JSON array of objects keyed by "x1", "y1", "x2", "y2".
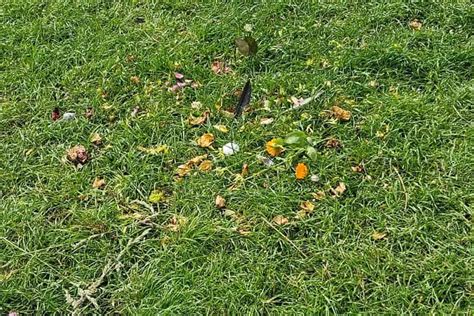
[
  {"x1": 188, "y1": 154, "x2": 208, "y2": 166},
  {"x1": 215, "y1": 195, "x2": 226, "y2": 209},
  {"x1": 330, "y1": 182, "x2": 347, "y2": 197},
  {"x1": 211, "y1": 61, "x2": 232, "y2": 75},
  {"x1": 188, "y1": 110, "x2": 210, "y2": 126},
  {"x1": 92, "y1": 177, "x2": 106, "y2": 189},
  {"x1": 176, "y1": 164, "x2": 192, "y2": 177},
  {"x1": 197, "y1": 133, "x2": 214, "y2": 148},
  {"x1": 325, "y1": 138, "x2": 342, "y2": 149},
  {"x1": 351, "y1": 164, "x2": 365, "y2": 173},
  {"x1": 331, "y1": 105, "x2": 351, "y2": 121},
  {"x1": 67, "y1": 145, "x2": 89, "y2": 164},
  {"x1": 273, "y1": 215, "x2": 289, "y2": 225}
]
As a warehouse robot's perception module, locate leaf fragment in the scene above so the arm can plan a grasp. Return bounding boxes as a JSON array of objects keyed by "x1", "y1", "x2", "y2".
[
  {"x1": 198, "y1": 160, "x2": 213, "y2": 172},
  {"x1": 260, "y1": 117, "x2": 274, "y2": 125},
  {"x1": 213, "y1": 124, "x2": 229, "y2": 133},
  {"x1": 188, "y1": 110, "x2": 210, "y2": 126},
  {"x1": 67, "y1": 145, "x2": 89, "y2": 165},
  {"x1": 137, "y1": 144, "x2": 170, "y2": 155},
  {"x1": 409, "y1": 19, "x2": 422, "y2": 30},
  {"x1": 90, "y1": 133, "x2": 102, "y2": 145},
  {"x1": 148, "y1": 190, "x2": 164, "y2": 203},
  {"x1": 211, "y1": 60, "x2": 232, "y2": 75}
]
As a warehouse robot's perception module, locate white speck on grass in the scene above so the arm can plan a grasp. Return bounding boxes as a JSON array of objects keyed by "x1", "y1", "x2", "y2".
[{"x1": 223, "y1": 142, "x2": 239, "y2": 156}]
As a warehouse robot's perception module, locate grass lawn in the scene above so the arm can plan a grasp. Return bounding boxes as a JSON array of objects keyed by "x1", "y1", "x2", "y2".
[{"x1": 1, "y1": 1, "x2": 473, "y2": 314}]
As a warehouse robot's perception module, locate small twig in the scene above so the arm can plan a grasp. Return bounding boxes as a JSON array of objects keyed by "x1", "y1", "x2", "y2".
[
  {"x1": 392, "y1": 166, "x2": 408, "y2": 212},
  {"x1": 66, "y1": 228, "x2": 151, "y2": 314},
  {"x1": 261, "y1": 217, "x2": 308, "y2": 258}
]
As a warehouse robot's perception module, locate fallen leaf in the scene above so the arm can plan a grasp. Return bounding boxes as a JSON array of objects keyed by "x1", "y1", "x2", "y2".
[
  {"x1": 330, "y1": 182, "x2": 347, "y2": 197},
  {"x1": 174, "y1": 72, "x2": 184, "y2": 80},
  {"x1": 176, "y1": 164, "x2": 192, "y2": 177},
  {"x1": 130, "y1": 76, "x2": 140, "y2": 84},
  {"x1": 67, "y1": 145, "x2": 89, "y2": 164},
  {"x1": 92, "y1": 177, "x2": 106, "y2": 189},
  {"x1": 51, "y1": 107, "x2": 60, "y2": 121},
  {"x1": 325, "y1": 138, "x2": 342, "y2": 149},
  {"x1": 90, "y1": 133, "x2": 102, "y2": 145},
  {"x1": 85, "y1": 107, "x2": 94, "y2": 119},
  {"x1": 197, "y1": 133, "x2": 214, "y2": 148},
  {"x1": 310, "y1": 174, "x2": 320, "y2": 182},
  {"x1": 409, "y1": 19, "x2": 422, "y2": 30},
  {"x1": 241, "y1": 164, "x2": 249, "y2": 176},
  {"x1": 244, "y1": 23, "x2": 253, "y2": 32},
  {"x1": 372, "y1": 231, "x2": 387, "y2": 240},
  {"x1": 148, "y1": 189, "x2": 164, "y2": 203},
  {"x1": 166, "y1": 215, "x2": 187, "y2": 232},
  {"x1": 260, "y1": 117, "x2": 274, "y2": 125},
  {"x1": 295, "y1": 163, "x2": 309, "y2": 180},
  {"x1": 273, "y1": 215, "x2": 289, "y2": 225},
  {"x1": 300, "y1": 201, "x2": 315, "y2": 212},
  {"x1": 188, "y1": 110, "x2": 210, "y2": 126},
  {"x1": 311, "y1": 191, "x2": 326, "y2": 201},
  {"x1": 296, "y1": 201, "x2": 315, "y2": 219},
  {"x1": 211, "y1": 60, "x2": 232, "y2": 75},
  {"x1": 266, "y1": 138, "x2": 284, "y2": 157},
  {"x1": 137, "y1": 144, "x2": 170, "y2": 155},
  {"x1": 188, "y1": 154, "x2": 208, "y2": 166},
  {"x1": 131, "y1": 106, "x2": 140, "y2": 117},
  {"x1": 198, "y1": 160, "x2": 213, "y2": 172},
  {"x1": 215, "y1": 195, "x2": 226, "y2": 209},
  {"x1": 351, "y1": 164, "x2": 365, "y2": 173},
  {"x1": 214, "y1": 124, "x2": 229, "y2": 133},
  {"x1": 222, "y1": 142, "x2": 240, "y2": 155},
  {"x1": 331, "y1": 105, "x2": 351, "y2": 121}
]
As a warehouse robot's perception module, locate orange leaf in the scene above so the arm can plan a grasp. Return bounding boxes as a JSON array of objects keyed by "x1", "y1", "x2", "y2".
[
  {"x1": 197, "y1": 133, "x2": 214, "y2": 148},
  {"x1": 295, "y1": 163, "x2": 309, "y2": 180},
  {"x1": 331, "y1": 105, "x2": 351, "y2": 121},
  {"x1": 265, "y1": 138, "x2": 284, "y2": 157}
]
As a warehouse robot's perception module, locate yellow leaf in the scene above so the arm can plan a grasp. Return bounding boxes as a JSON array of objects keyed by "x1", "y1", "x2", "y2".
[
  {"x1": 148, "y1": 189, "x2": 164, "y2": 203},
  {"x1": 198, "y1": 160, "x2": 213, "y2": 172},
  {"x1": 265, "y1": 138, "x2": 284, "y2": 157},
  {"x1": 331, "y1": 105, "x2": 351, "y2": 121},
  {"x1": 295, "y1": 163, "x2": 309, "y2": 180},
  {"x1": 215, "y1": 195, "x2": 226, "y2": 209},
  {"x1": 372, "y1": 231, "x2": 387, "y2": 240},
  {"x1": 300, "y1": 201, "x2": 315, "y2": 212},
  {"x1": 197, "y1": 133, "x2": 215, "y2": 148},
  {"x1": 90, "y1": 133, "x2": 102, "y2": 145},
  {"x1": 188, "y1": 154, "x2": 208, "y2": 166},
  {"x1": 92, "y1": 177, "x2": 106, "y2": 189},
  {"x1": 311, "y1": 191, "x2": 326, "y2": 201},
  {"x1": 138, "y1": 145, "x2": 169, "y2": 155},
  {"x1": 273, "y1": 215, "x2": 289, "y2": 225},
  {"x1": 213, "y1": 124, "x2": 229, "y2": 133}
]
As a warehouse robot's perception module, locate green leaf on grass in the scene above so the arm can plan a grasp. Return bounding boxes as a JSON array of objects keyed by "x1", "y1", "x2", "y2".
[{"x1": 235, "y1": 37, "x2": 258, "y2": 56}]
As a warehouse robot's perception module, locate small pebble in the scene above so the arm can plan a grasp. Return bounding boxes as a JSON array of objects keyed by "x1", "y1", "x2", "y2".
[
  {"x1": 62, "y1": 112, "x2": 76, "y2": 120},
  {"x1": 222, "y1": 142, "x2": 239, "y2": 156}
]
